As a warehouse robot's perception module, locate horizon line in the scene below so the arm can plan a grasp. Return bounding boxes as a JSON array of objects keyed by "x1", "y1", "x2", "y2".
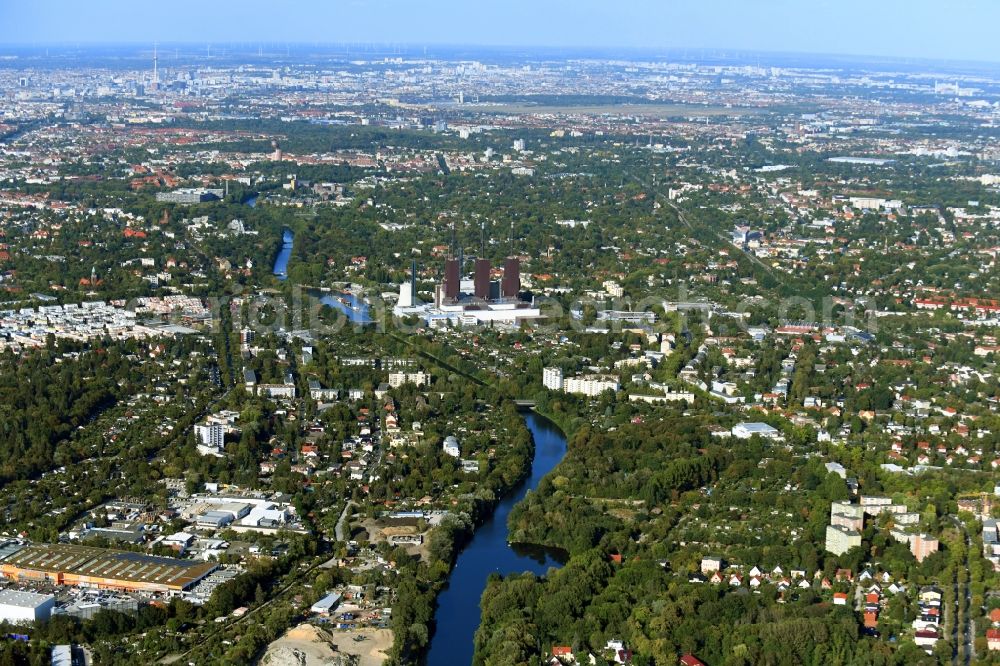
[{"x1": 0, "y1": 41, "x2": 999, "y2": 69}]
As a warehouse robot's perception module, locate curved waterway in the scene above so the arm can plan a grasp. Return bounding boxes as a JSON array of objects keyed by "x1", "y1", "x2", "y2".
[
  {"x1": 271, "y1": 229, "x2": 371, "y2": 323},
  {"x1": 272, "y1": 228, "x2": 293, "y2": 281},
  {"x1": 317, "y1": 291, "x2": 372, "y2": 324},
  {"x1": 425, "y1": 410, "x2": 568, "y2": 665}
]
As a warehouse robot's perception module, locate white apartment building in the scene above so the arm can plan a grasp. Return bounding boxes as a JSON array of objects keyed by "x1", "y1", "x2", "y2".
[
  {"x1": 388, "y1": 371, "x2": 430, "y2": 388},
  {"x1": 563, "y1": 375, "x2": 620, "y2": 397},
  {"x1": 603, "y1": 280, "x2": 624, "y2": 298},
  {"x1": 825, "y1": 524, "x2": 862, "y2": 555},
  {"x1": 542, "y1": 367, "x2": 564, "y2": 391},
  {"x1": 194, "y1": 423, "x2": 224, "y2": 449},
  {"x1": 258, "y1": 384, "x2": 296, "y2": 399}
]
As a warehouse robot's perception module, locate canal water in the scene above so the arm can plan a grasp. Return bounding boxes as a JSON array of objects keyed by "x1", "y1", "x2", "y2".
[
  {"x1": 317, "y1": 291, "x2": 371, "y2": 325},
  {"x1": 271, "y1": 229, "x2": 371, "y2": 323},
  {"x1": 273, "y1": 228, "x2": 293, "y2": 281},
  {"x1": 270, "y1": 229, "x2": 564, "y2": 661},
  {"x1": 425, "y1": 410, "x2": 568, "y2": 665}
]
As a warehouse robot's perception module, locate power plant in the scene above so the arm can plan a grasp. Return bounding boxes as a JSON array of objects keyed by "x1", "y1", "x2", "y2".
[{"x1": 393, "y1": 246, "x2": 540, "y2": 327}]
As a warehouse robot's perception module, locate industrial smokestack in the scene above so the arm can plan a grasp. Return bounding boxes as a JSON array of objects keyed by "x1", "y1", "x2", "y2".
[
  {"x1": 501, "y1": 257, "x2": 520, "y2": 299},
  {"x1": 444, "y1": 258, "x2": 460, "y2": 300},
  {"x1": 474, "y1": 258, "x2": 491, "y2": 300},
  {"x1": 410, "y1": 260, "x2": 417, "y2": 303}
]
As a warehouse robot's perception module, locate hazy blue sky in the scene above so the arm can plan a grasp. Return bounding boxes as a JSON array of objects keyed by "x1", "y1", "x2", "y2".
[{"x1": 2, "y1": 0, "x2": 999, "y2": 63}]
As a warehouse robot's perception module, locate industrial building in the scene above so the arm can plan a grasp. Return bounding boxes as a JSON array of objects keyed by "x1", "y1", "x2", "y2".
[
  {"x1": 731, "y1": 422, "x2": 781, "y2": 440},
  {"x1": 398, "y1": 261, "x2": 418, "y2": 308},
  {"x1": 182, "y1": 495, "x2": 299, "y2": 533},
  {"x1": 0, "y1": 589, "x2": 55, "y2": 624},
  {"x1": 196, "y1": 510, "x2": 235, "y2": 529},
  {"x1": 393, "y1": 256, "x2": 542, "y2": 326},
  {"x1": 155, "y1": 188, "x2": 223, "y2": 204},
  {"x1": 310, "y1": 591, "x2": 342, "y2": 616},
  {"x1": 50, "y1": 645, "x2": 72, "y2": 666},
  {"x1": 0, "y1": 542, "x2": 217, "y2": 595}
]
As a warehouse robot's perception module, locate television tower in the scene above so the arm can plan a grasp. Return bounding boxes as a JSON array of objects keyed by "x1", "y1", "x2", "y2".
[{"x1": 152, "y1": 42, "x2": 159, "y2": 90}]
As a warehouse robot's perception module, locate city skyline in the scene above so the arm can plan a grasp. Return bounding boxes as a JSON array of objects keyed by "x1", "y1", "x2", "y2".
[{"x1": 3, "y1": 0, "x2": 1000, "y2": 65}]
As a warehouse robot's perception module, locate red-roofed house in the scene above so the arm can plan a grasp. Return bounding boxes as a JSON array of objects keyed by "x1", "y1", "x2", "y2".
[{"x1": 679, "y1": 656, "x2": 706, "y2": 666}]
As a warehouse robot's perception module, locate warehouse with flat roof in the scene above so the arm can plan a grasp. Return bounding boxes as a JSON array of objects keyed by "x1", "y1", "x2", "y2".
[
  {"x1": 0, "y1": 589, "x2": 55, "y2": 624},
  {"x1": 0, "y1": 542, "x2": 217, "y2": 595},
  {"x1": 310, "y1": 591, "x2": 342, "y2": 616}
]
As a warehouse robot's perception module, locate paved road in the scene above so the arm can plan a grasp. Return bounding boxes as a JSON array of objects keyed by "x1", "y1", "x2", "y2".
[
  {"x1": 645, "y1": 178, "x2": 778, "y2": 278},
  {"x1": 163, "y1": 552, "x2": 328, "y2": 665},
  {"x1": 962, "y1": 528, "x2": 974, "y2": 666},
  {"x1": 335, "y1": 500, "x2": 356, "y2": 542},
  {"x1": 949, "y1": 517, "x2": 974, "y2": 666}
]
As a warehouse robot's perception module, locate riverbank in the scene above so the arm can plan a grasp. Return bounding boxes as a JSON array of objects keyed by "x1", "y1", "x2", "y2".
[
  {"x1": 423, "y1": 409, "x2": 569, "y2": 666},
  {"x1": 379, "y1": 399, "x2": 535, "y2": 664},
  {"x1": 314, "y1": 289, "x2": 372, "y2": 324},
  {"x1": 528, "y1": 405, "x2": 577, "y2": 441}
]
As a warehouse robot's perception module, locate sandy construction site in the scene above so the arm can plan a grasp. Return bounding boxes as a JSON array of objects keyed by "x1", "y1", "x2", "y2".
[{"x1": 260, "y1": 623, "x2": 393, "y2": 666}]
